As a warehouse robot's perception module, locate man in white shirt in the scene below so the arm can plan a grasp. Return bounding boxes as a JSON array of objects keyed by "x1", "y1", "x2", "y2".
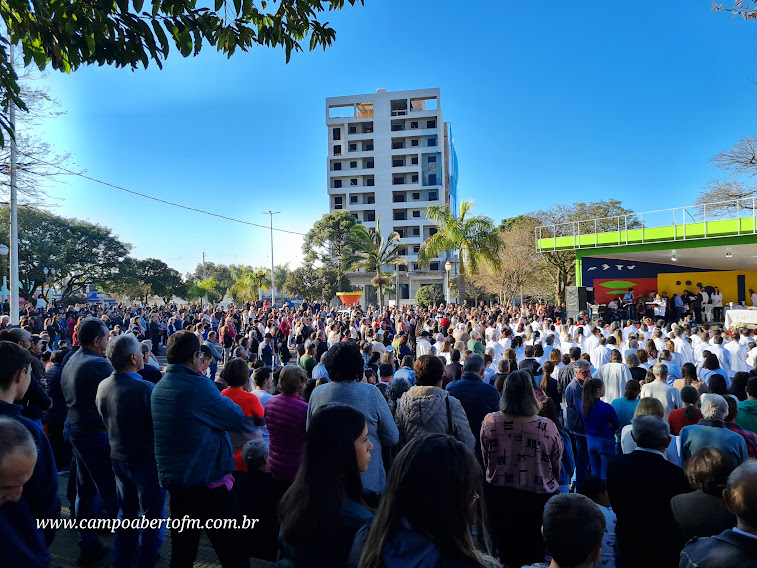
[
  {"x1": 751, "y1": 288, "x2": 757, "y2": 307},
  {"x1": 709, "y1": 335, "x2": 734, "y2": 378},
  {"x1": 597, "y1": 349, "x2": 632, "y2": 403},
  {"x1": 640, "y1": 363, "x2": 682, "y2": 419},
  {"x1": 694, "y1": 332, "x2": 712, "y2": 363},
  {"x1": 585, "y1": 327, "x2": 601, "y2": 357},
  {"x1": 498, "y1": 329, "x2": 512, "y2": 352},
  {"x1": 725, "y1": 332, "x2": 750, "y2": 374},
  {"x1": 672, "y1": 328, "x2": 695, "y2": 365},
  {"x1": 485, "y1": 330, "x2": 505, "y2": 363},
  {"x1": 591, "y1": 336, "x2": 612, "y2": 368},
  {"x1": 415, "y1": 331, "x2": 433, "y2": 357}
]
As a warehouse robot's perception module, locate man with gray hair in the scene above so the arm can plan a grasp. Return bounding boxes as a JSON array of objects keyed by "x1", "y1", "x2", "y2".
[
  {"x1": 607, "y1": 415, "x2": 690, "y2": 568},
  {"x1": 96, "y1": 333, "x2": 165, "y2": 567},
  {"x1": 680, "y1": 394, "x2": 748, "y2": 465},
  {"x1": 639, "y1": 363, "x2": 681, "y2": 419},
  {"x1": 446, "y1": 353, "x2": 500, "y2": 460},
  {"x1": 680, "y1": 460, "x2": 757, "y2": 567},
  {"x1": 565, "y1": 358, "x2": 592, "y2": 490}
]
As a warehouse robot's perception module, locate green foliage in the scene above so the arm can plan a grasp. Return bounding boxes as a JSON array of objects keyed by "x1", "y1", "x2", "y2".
[
  {"x1": 302, "y1": 210, "x2": 360, "y2": 291},
  {"x1": 104, "y1": 257, "x2": 185, "y2": 303},
  {"x1": 0, "y1": 0, "x2": 364, "y2": 145},
  {"x1": 414, "y1": 284, "x2": 444, "y2": 308},
  {"x1": 418, "y1": 200, "x2": 500, "y2": 304},
  {"x1": 343, "y1": 214, "x2": 407, "y2": 310},
  {"x1": 0, "y1": 205, "x2": 130, "y2": 300},
  {"x1": 228, "y1": 266, "x2": 269, "y2": 303},
  {"x1": 284, "y1": 261, "x2": 350, "y2": 302},
  {"x1": 274, "y1": 263, "x2": 290, "y2": 292}
]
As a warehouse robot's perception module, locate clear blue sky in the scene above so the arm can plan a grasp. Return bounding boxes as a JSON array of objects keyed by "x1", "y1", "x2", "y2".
[{"x1": 27, "y1": 0, "x2": 757, "y2": 276}]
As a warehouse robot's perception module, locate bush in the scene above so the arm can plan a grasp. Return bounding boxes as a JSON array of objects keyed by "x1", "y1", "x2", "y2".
[{"x1": 414, "y1": 284, "x2": 444, "y2": 308}]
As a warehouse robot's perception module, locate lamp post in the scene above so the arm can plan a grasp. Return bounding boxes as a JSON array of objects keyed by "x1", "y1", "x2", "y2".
[
  {"x1": 445, "y1": 260, "x2": 452, "y2": 305},
  {"x1": 0, "y1": 244, "x2": 7, "y2": 306},
  {"x1": 407, "y1": 271, "x2": 414, "y2": 304},
  {"x1": 43, "y1": 267, "x2": 48, "y2": 307},
  {"x1": 42, "y1": 267, "x2": 55, "y2": 304}
]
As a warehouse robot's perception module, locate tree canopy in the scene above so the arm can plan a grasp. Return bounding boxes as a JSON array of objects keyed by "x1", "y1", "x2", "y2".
[
  {"x1": 0, "y1": 205, "x2": 130, "y2": 300},
  {"x1": 0, "y1": 0, "x2": 364, "y2": 144},
  {"x1": 302, "y1": 210, "x2": 360, "y2": 292}
]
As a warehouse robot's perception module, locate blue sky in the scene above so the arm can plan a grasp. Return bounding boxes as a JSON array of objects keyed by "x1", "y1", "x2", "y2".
[{"x1": 27, "y1": 0, "x2": 757, "y2": 276}]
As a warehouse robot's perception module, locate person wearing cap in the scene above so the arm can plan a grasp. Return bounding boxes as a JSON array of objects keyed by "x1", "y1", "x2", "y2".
[
  {"x1": 415, "y1": 330, "x2": 433, "y2": 357},
  {"x1": 259, "y1": 332, "x2": 274, "y2": 369}
]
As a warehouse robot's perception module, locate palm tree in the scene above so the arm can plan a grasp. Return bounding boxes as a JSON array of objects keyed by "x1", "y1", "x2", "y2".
[
  {"x1": 417, "y1": 200, "x2": 500, "y2": 304},
  {"x1": 343, "y1": 214, "x2": 408, "y2": 310},
  {"x1": 229, "y1": 266, "x2": 269, "y2": 303}
]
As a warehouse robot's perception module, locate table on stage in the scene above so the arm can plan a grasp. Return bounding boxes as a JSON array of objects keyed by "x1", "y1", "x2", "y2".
[{"x1": 724, "y1": 307, "x2": 757, "y2": 328}]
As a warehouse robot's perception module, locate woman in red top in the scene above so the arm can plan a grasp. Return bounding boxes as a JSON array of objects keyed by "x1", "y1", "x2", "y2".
[
  {"x1": 667, "y1": 385, "x2": 702, "y2": 436},
  {"x1": 221, "y1": 358, "x2": 264, "y2": 471}
]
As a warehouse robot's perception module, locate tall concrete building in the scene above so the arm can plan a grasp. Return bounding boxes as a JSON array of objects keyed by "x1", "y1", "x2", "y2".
[{"x1": 325, "y1": 88, "x2": 458, "y2": 306}]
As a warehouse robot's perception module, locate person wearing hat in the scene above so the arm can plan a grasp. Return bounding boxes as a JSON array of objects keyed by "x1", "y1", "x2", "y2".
[
  {"x1": 259, "y1": 333, "x2": 274, "y2": 369},
  {"x1": 416, "y1": 330, "x2": 433, "y2": 357}
]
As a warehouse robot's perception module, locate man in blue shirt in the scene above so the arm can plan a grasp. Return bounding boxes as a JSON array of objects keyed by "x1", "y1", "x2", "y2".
[
  {"x1": 565, "y1": 359, "x2": 592, "y2": 491},
  {"x1": 96, "y1": 334, "x2": 165, "y2": 568},
  {"x1": 674, "y1": 293, "x2": 685, "y2": 324}
]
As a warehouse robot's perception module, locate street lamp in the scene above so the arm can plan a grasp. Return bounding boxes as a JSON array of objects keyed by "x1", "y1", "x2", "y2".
[
  {"x1": 445, "y1": 260, "x2": 452, "y2": 305},
  {"x1": 407, "y1": 271, "x2": 414, "y2": 304},
  {"x1": 0, "y1": 244, "x2": 7, "y2": 305}
]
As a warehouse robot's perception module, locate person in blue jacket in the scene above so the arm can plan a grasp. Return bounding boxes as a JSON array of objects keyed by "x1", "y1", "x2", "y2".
[
  {"x1": 0, "y1": 340, "x2": 60, "y2": 568},
  {"x1": 151, "y1": 330, "x2": 246, "y2": 568}
]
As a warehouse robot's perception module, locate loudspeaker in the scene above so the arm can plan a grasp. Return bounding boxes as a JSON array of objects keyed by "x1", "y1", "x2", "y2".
[{"x1": 565, "y1": 286, "x2": 588, "y2": 313}]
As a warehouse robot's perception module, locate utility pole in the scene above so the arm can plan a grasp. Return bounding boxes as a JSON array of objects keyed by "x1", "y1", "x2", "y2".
[
  {"x1": 263, "y1": 211, "x2": 280, "y2": 306},
  {"x1": 202, "y1": 251, "x2": 207, "y2": 307},
  {"x1": 9, "y1": 45, "x2": 19, "y2": 326}
]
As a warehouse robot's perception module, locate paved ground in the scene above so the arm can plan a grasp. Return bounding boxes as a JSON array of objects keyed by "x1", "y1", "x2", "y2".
[{"x1": 49, "y1": 352, "x2": 275, "y2": 568}]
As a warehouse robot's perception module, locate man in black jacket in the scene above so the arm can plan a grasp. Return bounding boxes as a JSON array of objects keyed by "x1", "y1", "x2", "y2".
[
  {"x1": 607, "y1": 415, "x2": 690, "y2": 568},
  {"x1": 518, "y1": 344, "x2": 543, "y2": 377},
  {"x1": 61, "y1": 317, "x2": 117, "y2": 565}
]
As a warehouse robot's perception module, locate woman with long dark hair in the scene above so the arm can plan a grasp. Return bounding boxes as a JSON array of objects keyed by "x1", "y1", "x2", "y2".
[
  {"x1": 351, "y1": 434, "x2": 497, "y2": 568},
  {"x1": 580, "y1": 378, "x2": 619, "y2": 480},
  {"x1": 667, "y1": 385, "x2": 702, "y2": 435},
  {"x1": 278, "y1": 404, "x2": 374, "y2": 567}
]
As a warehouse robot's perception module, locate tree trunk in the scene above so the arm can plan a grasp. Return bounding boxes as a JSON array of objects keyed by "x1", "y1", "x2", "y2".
[{"x1": 458, "y1": 256, "x2": 466, "y2": 305}]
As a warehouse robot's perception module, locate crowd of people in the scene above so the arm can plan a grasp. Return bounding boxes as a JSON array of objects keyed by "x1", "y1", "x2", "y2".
[{"x1": 1, "y1": 298, "x2": 757, "y2": 568}]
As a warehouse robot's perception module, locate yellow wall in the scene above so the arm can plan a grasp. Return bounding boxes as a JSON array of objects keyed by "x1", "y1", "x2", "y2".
[{"x1": 657, "y1": 270, "x2": 757, "y2": 305}]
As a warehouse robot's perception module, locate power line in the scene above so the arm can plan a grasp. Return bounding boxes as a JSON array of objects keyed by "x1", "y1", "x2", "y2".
[{"x1": 18, "y1": 154, "x2": 308, "y2": 236}]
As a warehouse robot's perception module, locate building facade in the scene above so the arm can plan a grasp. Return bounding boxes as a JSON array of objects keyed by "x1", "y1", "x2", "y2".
[{"x1": 325, "y1": 88, "x2": 458, "y2": 306}]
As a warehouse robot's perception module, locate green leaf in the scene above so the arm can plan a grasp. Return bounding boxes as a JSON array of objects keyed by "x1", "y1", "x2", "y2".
[
  {"x1": 152, "y1": 21, "x2": 169, "y2": 56},
  {"x1": 134, "y1": 0, "x2": 144, "y2": 11}
]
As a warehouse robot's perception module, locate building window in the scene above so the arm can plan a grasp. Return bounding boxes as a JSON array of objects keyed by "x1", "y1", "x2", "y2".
[
  {"x1": 413, "y1": 229, "x2": 421, "y2": 238},
  {"x1": 350, "y1": 195, "x2": 358, "y2": 204},
  {"x1": 426, "y1": 120, "x2": 436, "y2": 129},
  {"x1": 363, "y1": 142, "x2": 374, "y2": 151},
  {"x1": 333, "y1": 180, "x2": 342, "y2": 188},
  {"x1": 394, "y1": 211, "x2": 407, "y2": 221},
  {"x1": 393, "y1": 158, "x2": 404, "y2": 167},
  {"x1": 411, "y1": 139, "x2": 419, "y2": 147},
  {"x1": 428, "y1": 155, "x2": 437, "y2": 163},
  {"x1": 429, "y1": 190, "x2": 438, "y2": 200},
  {"x1": 411, "y1": 174, "x2": 419, "y2": 183},
  {"x1": 428, "y1": 174, "x2": 437, "y2": 186},
  {"x1": 413, "y1": 263, "x2": 420, "y2": 270},
  {"x1": 398, "y1": 247, "x2": 407, "y2": 256},
  {"x1": 334, "y1": 196, "x2": 343, "y2": 205},
  {"x1": 412, "y1": 211, "x2": 420, "y2": 218},
  {"x1": 393, "y1": 194, "x2": 406, "y2": 203},
  {"x1": 396, "y1": 228, "x2": 405, "y2": 238},
  {"x1": 366, "y1": 194, "x2": 375, "y2": 203},
  {"x1": 348, "y1": 126, "x2": 357, "y2": 134},
  {"x1": 413, "y1": 245, "x2": 420, "y2": 253},
  {"x1": 427, "y1": 137, "x2": 437, "y2": 147},
  {"x1": 353, "y1": 214, "x2": 359, "y2": 220},
  {"x1": 333, "y1": 162, "x2": 341, "y2": 171},
  {"x1": 392, "y1": 140, "x2": 405, "y2": 150},
  {"x1": 364, "y1": 210, "x2": 376, "y2": 222},
  {"x1": 350, "y1": 179, "x2": 358, "y2": 186},
  {"x1": 365, "y1": 160, "x2": 374, "y2": 169},
  {"x1": 348, "y1": 143, "x2": 357, "y2": 152},
  {"x1": 333, "y1": 127, "x2": 341, "y2": 140},
  {"x1": 334, "y1": 204, "x2": 343, "y2": 209},
  {"x1": 391, "y1": 123, "x2": 404, "y2": 131},
  {"x1": 411, "y1": 121, "x2": 419, "y2": 129},
  {"x1": 350, "y1": 161, "x2": 357, "y2": 168},
  {"x1": 430, "y1": 262, "x2": 440, "y2": 271},
  {"x1": 393, "y1": 177, "x2": 405, "y2": 185},
  {"x1": 429, "y1": 227, "x2": 438, "y2": 236},
  {"x1": 362, "y1": 122, "x2": 374, "y2": 133},
  {"x1": 391, "y1": 99, "x2": 408, "y2": 116},
  {"x1": 412, "y1": 192, "x2": 420, "y2": 200},
  {"x1": 366, "y1": 178, "x2": 375, "y2": 186},
  {"x1": 334, "y1": 144, "x2": 342, "y2": 155}
]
